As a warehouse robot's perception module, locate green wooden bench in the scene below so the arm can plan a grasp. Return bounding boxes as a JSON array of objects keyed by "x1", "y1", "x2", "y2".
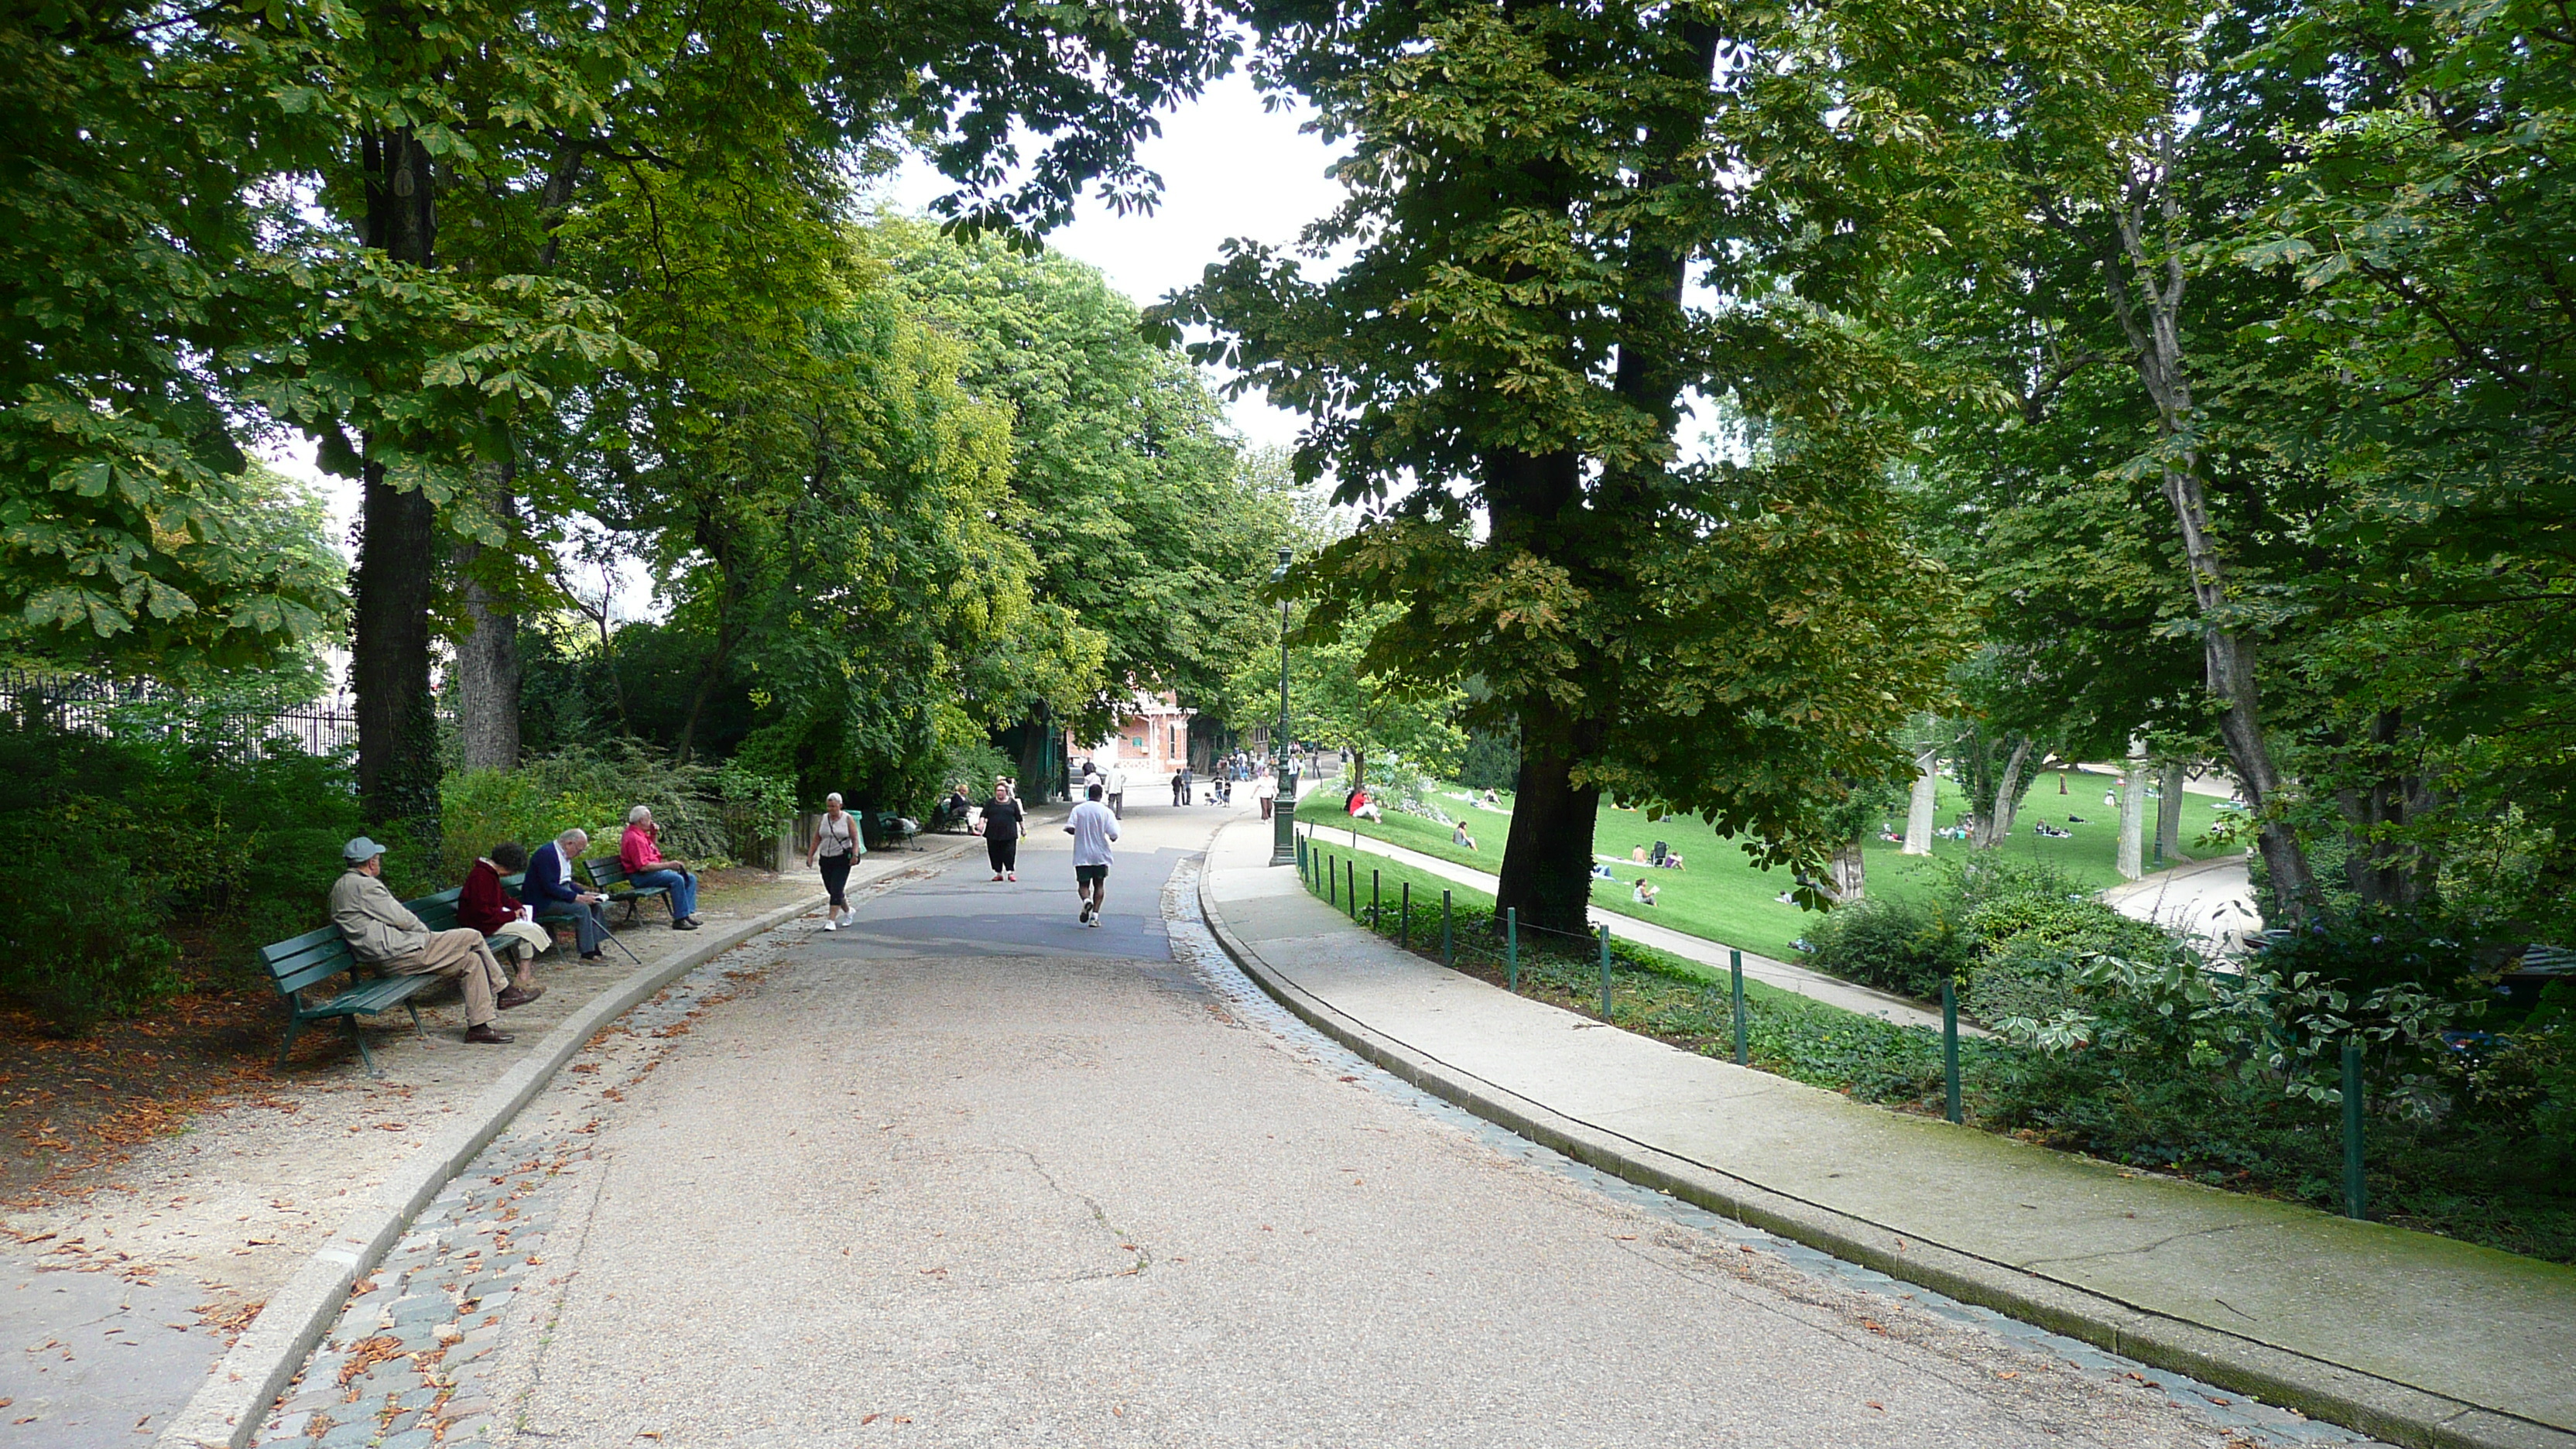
[
  {"x1": 581, "y1": 856, "x2": 673, "y2": 925},
  {"x1": 513, "y1": 864, "x2": 645, "y2": 963},
  {"x1": 260, "y1": 927, "x2": 433, "y2": 1077}
]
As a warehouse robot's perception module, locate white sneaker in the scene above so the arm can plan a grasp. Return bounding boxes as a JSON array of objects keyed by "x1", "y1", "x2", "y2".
[
  {"x1": 1086, "y1": 913, "x2": 1101, "y2": 928},
  {"x1": 822, "y1": 920, "x2": 838, "y2": 932}
]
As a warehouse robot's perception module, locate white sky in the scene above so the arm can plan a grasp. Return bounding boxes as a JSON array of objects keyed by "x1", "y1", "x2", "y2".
[{"x1": 265, "y1": 68, "x2": 1349, "y2": 611}]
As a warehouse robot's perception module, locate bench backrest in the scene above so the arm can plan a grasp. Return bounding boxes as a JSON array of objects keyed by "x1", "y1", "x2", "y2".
[
  {"x1": 262, "y1": 926, "x2": 357, "y2": 997},
  {"x1": 583, "y1": 857, "x2": 633, "y2": 892},
  {"x1": 406, "y1": 886, "x2": 463, "y2": 933}
]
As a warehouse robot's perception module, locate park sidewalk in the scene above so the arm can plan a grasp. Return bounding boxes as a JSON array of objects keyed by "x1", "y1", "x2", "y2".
[
  {"x1": 1199, "y1": 819, "x2": 2574, "y2": 1449},
  {"x1": 1294, "y1": 820, "x2": 1954, "y2": 1029}
]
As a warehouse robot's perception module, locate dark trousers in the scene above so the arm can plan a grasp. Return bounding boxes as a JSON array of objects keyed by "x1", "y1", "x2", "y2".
[
  {"x1": 819, "y1": 851, "x2": 854, "y2": 909},
  {"x1": 986, "y1": 834, "x2": 1019, "y2": 873}
]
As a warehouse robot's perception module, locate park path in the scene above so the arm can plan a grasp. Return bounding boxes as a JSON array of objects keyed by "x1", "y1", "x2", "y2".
[
  {"x1": 1205, "y1": 820, "x2": 2573, "y2": 1449},
  {"x1": 242, "y1": 796, "x2": 2341, "y2": 1447},
  {"x1": 2103, "y1": 854, "x2": 2264, "y2": 956},
  {"x1": 1294, "y1": 821, "x2": 1954, "y2": 1029}
]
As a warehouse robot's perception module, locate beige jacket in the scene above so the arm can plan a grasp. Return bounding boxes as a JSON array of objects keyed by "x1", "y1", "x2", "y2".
[{"x1": 328, "y1": 869, "x2": 430, "y2": 963}]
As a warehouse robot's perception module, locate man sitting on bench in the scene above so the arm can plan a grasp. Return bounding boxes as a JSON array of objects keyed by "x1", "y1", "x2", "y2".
[
  {"x1": 620, "y1": 805, "x2": 702, "y2": 930},
  {"x1": 329, "y1": 837, "x2": 537, "y2": 1045},
  {"x1": 522, "y1": 828, "x2": 614, "y2": 959}
]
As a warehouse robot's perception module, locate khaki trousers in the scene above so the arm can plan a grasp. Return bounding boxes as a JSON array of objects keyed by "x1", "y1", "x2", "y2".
[{"x1": 388, "y1": 928, "x2": 509, "y2": 1027}]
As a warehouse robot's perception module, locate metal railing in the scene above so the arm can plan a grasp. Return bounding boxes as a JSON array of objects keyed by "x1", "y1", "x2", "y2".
[{"x1": 0, "y1": 668, "x2": 358, "y2": 758}]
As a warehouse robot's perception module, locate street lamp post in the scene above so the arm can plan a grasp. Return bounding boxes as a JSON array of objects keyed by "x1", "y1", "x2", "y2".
[{"x1": 1269, "y1": 546, "x2": 1298, "y2": 866}]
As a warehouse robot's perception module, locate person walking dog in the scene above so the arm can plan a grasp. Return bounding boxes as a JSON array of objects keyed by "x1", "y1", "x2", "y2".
[{"x1": 807, "y1": 793, "x2": 863, "y2": 930}]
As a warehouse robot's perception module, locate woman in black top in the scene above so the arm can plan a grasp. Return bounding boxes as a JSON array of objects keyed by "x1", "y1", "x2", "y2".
[{"x1": 983, "y1": 779, "x2": 1025, "y2": 882}]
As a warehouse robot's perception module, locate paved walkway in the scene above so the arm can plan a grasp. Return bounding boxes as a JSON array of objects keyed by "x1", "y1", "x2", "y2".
[
  {"x1": 1204, "y1": 820, "x2": 2574, "y2": 1449},
  {"x1": 2104, "y1": 854, "x2": 2264, "y2": 957},
  {"x1": 1295, "y1": 824, "x2": 1955, "y2": 1030},
  {"x1": 1, "y1": 849, "x2": 954, "y2": 1449},
  {"x1": 247, "y1": 800, "x2": 2362, "y2": 1447}
]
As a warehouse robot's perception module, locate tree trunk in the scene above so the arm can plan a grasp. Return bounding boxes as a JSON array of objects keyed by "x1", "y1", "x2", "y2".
[
  {"x1": 1828, "y1": 838, "x2": 1866, "y2": 903},
  {"x1": 1014, "y1": 704, "x2": 1056, "y2": 802},
  {"x1": 2334, "y1": 708, "x2": 2430, "y2": 908},
  {"x1": 1971, "y1": 738, "x2": 2033, "y2": 850},
  {"x1": 2117, "y1": 736, "x2": 2149, "y2": 881},
  {"x1": 2156, "y1": 759, "x2": 2187, "y2": 865},
  {"x1": 1496, "y1": 691, "x2": 1603, "y2": 936},
  {"x1": 2089, "y1": 132, "x2": 2318, "y2": 920},
  {"x1": 351, "y1": 126, "x2": 443, "y2": 839},
  {"x1": 454, "y1": 459, "x2": 521, "y2": 773},
  {"x1": 1903, "y1": 748, "x2": 1938, "y2": 855}
]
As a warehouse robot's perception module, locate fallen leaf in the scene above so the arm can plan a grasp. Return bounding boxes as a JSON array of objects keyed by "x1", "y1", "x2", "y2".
[
  {"x1": 862, "y1": 1413, "x2": 879, "y2": 1425},
  {"x1": 1865, "y1": 1402, "x2": 1883, "y2": 1411},
  {"x1": 1996, "y1": 1371, "x2": 2018, "y2": 1379}
]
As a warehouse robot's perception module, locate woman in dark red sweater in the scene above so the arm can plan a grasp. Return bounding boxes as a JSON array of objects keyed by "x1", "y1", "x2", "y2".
[{"x1": 462, "y1": 842, "x2": 550, "y2": 995}]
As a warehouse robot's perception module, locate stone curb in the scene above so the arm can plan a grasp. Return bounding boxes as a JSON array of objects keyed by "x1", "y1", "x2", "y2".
[
  {"x1": 156, "y1": 843, "x2": 968, "y2": 1449},
  {"x1": 1194, "y1": 838, "x2": 2570, "y2": 1449}
]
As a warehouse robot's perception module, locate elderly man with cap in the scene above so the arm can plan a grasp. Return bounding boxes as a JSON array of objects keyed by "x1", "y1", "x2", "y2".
[{"x1": 327, "y1": 837, "x2": 540, "y2": 1044}]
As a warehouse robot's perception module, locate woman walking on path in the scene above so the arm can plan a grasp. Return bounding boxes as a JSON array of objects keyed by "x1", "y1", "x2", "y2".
[
  {"x1": 807, "y1": 792, "x2": 863, "y2": 930},
  {"x1": 983, "y1": 779, "x2": 1026, "y2": 882},
  {"x1": 1257, "y1": 768, "x2": 1279, "y2": 820}
]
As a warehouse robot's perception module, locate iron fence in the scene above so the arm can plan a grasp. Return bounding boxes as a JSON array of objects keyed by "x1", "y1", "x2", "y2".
[{"x1": 0, "y1": 667, "x2": 358, "y2": 759}]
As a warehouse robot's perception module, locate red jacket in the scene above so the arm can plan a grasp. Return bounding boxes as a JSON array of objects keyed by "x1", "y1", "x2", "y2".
[
  {"x1": 621, "y1": 823, "x2": 666, "y2": 873},
  {"x1": 459, "y1": 860, "x2": 522, "y2": 934}
]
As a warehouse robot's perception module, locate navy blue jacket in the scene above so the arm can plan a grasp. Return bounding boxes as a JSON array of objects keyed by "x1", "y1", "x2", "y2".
[{"x1": 520, "y1": 841, "x2": 586, "y2": 909}]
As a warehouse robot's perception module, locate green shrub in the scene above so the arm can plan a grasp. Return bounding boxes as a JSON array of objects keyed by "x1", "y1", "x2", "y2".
[
  {"x1": 1804, "y1": 894, "x2": 1971, "y2": 999},
  {"x1": 441, "y1": 741, "x2": 794, "y2": 869},
  {"x1": 0, "y1": 846, "x2": 180, "y2": 1032}
]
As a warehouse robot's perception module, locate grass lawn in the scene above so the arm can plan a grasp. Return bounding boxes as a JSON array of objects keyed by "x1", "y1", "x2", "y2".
[{"x1": 1297, "y1": 769, "x2": 2239, "y2": 963}]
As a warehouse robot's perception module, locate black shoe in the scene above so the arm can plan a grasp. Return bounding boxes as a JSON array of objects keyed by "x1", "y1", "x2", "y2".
[
  {"x1": 581, "y1": 951, "x2": 606, "y2": 962},
  {"x1": 673, "y1": 918, "x2": 700, "y2": 931},
  {"x1": 464, "y1": 1023, "x2": 516, "y2": 1044}
]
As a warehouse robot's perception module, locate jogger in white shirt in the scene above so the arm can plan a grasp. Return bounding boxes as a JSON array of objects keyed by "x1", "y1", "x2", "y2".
[{"x1": 1065, "y1": 783, "x2": 1121, "y2": 927}]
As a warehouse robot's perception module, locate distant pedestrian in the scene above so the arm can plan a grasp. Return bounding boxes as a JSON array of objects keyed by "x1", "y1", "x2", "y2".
[
  {"x1": 1257, "y1": 767, "x2": 1279, "y2": 820},
  {"x1": 1171, "y1": 767, "x2": 1187, "y2": 807},
  {"x1": 1067, "y1": 782, "x2": 1120, "y2": 927},
  {"x1": 807, "y1": 792, "x2": 863, "y2": 930},
  {"x1": 1106, "y1": 763, "x2": 1126, "y2": 818},
  {"x1": 983, "y1": 779, "x2": 1025, "y2": 882}
]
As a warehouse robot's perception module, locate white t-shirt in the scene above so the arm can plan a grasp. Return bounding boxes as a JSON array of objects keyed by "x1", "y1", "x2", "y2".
[
  {"x1": 1068, "y1": 800, "x2": 1120, "y2": 867},
  {"x1": 1256, "y1": 774, "x2": 1278, "y2": 800},
  {"x1": 1107, "y1": 767, "x2": 1125, "y2": 794}
]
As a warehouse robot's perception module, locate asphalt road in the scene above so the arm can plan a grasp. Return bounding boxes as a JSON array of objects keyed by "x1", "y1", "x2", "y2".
[{"x1": 464, "y1": 800, "x2": 2293, "y2": 1447}]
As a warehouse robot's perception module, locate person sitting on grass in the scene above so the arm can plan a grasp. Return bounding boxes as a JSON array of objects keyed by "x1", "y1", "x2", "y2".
[
  {"x1": 1453, "y1": 820, "x2": 1478, "y2": 851},
  {"x1": 462, "y1": 842, "x2": 554, "y2": 973},
  {"x1": 331, "y1": 837, "x2": 537, "y2": 1046},
  {"x1": 1591, "y1": 862, "x2": 1617, "y2": 881},
  {"x1": 1632, "y1": 879, "x2": 1659, "y2": 906},
  {"x1": 620, "y1": 806, "x2": 702, "y2": 930},
  {"x1": 1346, "y1": 786, "x2": 1383, "y2": 824}
]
